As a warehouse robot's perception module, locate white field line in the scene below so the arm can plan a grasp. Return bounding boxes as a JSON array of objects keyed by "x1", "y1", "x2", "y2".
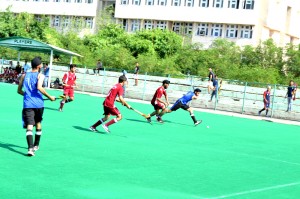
[{"x1": 206, "y1": 182, "x2": 300, "y2": 199}]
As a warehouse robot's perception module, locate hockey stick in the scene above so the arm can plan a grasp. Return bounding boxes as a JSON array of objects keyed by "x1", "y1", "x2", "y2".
[
  {"x1": 43, "y1": 95, "x2": 64, "y2": 101},
  {"x1": 130, "y1": 107, "x2": 149, "y2": 118}
]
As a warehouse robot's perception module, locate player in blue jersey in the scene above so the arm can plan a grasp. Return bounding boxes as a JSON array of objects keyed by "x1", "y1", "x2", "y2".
[
  {"x1": 258, "y1": 86, "x2": 271, "y2": 117},
  {"x1": 17, "y1": 57, "x2": 55, "y2": 156},
  {"x1": 164, "y1": 88, "x2": 202, "y2": 126}
]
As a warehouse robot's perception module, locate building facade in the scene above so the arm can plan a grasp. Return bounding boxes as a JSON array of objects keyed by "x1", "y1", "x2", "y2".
[{"x1": 114, "y1": 0, "x2": 300, "y2": 47}]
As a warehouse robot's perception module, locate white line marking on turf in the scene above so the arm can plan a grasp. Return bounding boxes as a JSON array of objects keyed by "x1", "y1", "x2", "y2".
[{"x1": 207, "y1": 182, "x2": 300, "y2": 199}]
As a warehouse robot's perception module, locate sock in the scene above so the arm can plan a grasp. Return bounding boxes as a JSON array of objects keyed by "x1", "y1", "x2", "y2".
[
  {"x1": 259, "y1": 108, "x2": 265, "y2": 113},
  {"x1": 65, "y1": 99, "x2": 73, "y2": 103},
  {"x1": 60, "y1": 100, "x2": 65, "y2": 109},
  {"x1": 92, "y1": 119, "x2": 103, "y2": 128},
  {"x1": 34, "y1": 129, "x2": 42, "y2": 147},
  {"x1": 26, "y1": 130, "x2": 33, "y2": 149},
  {"x1": 266, "y1": 109, "x2": 269, "y2": 115},
  {"x1": 106, "y1": 118, "x2": 118, "y2": 127},
  {"x1": 190, "y1": 114, "x2": 197, "y2": 123}
]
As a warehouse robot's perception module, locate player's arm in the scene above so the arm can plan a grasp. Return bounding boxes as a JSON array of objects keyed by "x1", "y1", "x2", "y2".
[
  {"x1": 17, "y1": 74, "x2": 25, "y2": 96},
  {"x1": 118, "y1": 95, "x2": 131, "y2": 109},
  {"x1": 37, "y1": 74, "x2": 55, "y2": 101},
  {"x1": 192, "y1": 95, "x2": 198, "y2": 100}
]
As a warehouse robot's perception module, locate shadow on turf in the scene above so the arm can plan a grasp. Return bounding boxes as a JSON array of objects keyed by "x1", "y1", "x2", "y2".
[
  {"x1": 0, "y1": 142, "x2": 27, "y2": 156},
  {"x1": 72, "y1": 126, "x2": 127, "y2": 138}
]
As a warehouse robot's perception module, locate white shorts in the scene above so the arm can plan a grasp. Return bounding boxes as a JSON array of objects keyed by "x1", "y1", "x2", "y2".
[{"x1": 133, "y1": 74, "x2": 138, "y2": 79}]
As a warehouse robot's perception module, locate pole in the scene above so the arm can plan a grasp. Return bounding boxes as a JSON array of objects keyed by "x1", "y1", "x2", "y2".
[
  {"x1": 17, "y1": 52, "x2": 21, "y2": 61},
  {"x1": 47, "y1": 50, "x2": 53, "y2": 88},
  {"x1": 142, "y1": 72, "x2": 147, "y2": 100},
  {"x1": 270, "y1": 84, "x2": 276, "y2": 118},
  {"x1": 241, "y1": 82, "x2": 248, "y2": 114},
  {"x1": 70, "y1": 56, "x2": 73, "y2": 64}
]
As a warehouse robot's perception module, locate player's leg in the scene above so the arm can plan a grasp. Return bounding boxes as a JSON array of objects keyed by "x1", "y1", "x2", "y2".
[
  {"x1": 23, "y1": 109, "x2": 35, "y2": 156},
  {"x1": 90, "y1": 114, "x2": 109, "y2": 132},
  {"x1": 258, "y1": 106, "x2": 265, "y2": 115},
  {"x1": 59, "y1": 90, "x2": 68, "y2": 111},
  {"x1": 102, "y1": 107, "x2": 121, "y2": 133},
  {"x1": 33, "y1": 108, "x2": 44, "y2": 152},
  {"x1": 65, "y1": 89, "x2": 74, "y2": 103}
]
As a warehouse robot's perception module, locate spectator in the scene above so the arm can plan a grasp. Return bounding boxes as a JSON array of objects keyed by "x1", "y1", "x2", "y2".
[
  {"x1": 43, "y1": 63, "x2": 50, "y2": 87},
  {"x1": 286, "y1": 80, "x2": 295, "y2": 112},
  {"x1": 16, "y1": 61, "x2": 22, "y2": 74},
  {"x1": 133, "y1": 62, "x2": 140, "y2": 86},
  {"x1": 23, "y1": 60, "x2": 30, "y2": 73},
  {"x1": 93, "y1": 60, "x2": 103, "y2": 76},
  {"x1": 208, "y1": 68, "x2": 215, "y2": 82},
  {"x1": 209, "y1": 75, "x2": 218, "y2": 102}
]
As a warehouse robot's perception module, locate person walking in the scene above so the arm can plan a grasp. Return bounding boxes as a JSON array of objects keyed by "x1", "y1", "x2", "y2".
[
  {"x1": 258, "y1": 86, "x2": 271, "y2": 117},
  {"x1": 17, "y1": 57, "x2": 55, "y2": 156}
]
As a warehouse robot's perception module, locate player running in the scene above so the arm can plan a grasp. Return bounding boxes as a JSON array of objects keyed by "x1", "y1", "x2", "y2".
[
  {"x1": 17, "y1": 57, "x2": 55, "y2": 156},
  {"x1": 89, "y1": 75, "x2": 131, "y2": 133},
  {"x1": 258, "y1": 86, "x2": 271, "y2": 117},
  {"x1": 146, "y1": 80, "x2": 170, "y2": 123},
  {"x1": 165, "y1": 88, "x2": 202, "y2": 126},
  {"x1": 59, "y1": 64, "x2": 77, "y2": 112}
]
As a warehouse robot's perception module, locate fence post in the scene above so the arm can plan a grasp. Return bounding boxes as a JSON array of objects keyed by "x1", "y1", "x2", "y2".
[
  {"x1": 142, "y1": 72, "x2": 148, "y2": 101},
  {"x1": 82, "y1": 65, "x2": 87, "y2": 92},
  {"x1": 241, "y1": 82, "x2": 248, "y2": 114},
  {"x1": 271, "y1": 84, "x2": 276, "y2": 118},
  {"x1": 190, "y1": 75, "x2": 194, "y2": 90},
  {"x1": 101, "y1": 68, "x2": 106, "y2": 94}
]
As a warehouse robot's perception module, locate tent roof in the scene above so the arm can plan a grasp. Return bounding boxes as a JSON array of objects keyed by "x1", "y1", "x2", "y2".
[{"x1": 0, "y1": 36, "x2": 82, "y2": 57}]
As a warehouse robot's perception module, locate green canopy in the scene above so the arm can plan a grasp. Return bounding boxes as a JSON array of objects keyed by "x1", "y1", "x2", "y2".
[{"x1": 0, "y1": 36, "x2": 82, "y2": 57}]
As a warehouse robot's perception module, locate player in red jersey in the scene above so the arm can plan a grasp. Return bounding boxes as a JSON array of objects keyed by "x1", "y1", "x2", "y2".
[
  {"x1": 89, "y1": 75, "x2": 131, "y2": 133},
  {"x1": 146, "y1": 80, "x2": 170, "y2": 123},
  {"x1": 59, "y1": 64, "x2": 77, "y2": 111}
]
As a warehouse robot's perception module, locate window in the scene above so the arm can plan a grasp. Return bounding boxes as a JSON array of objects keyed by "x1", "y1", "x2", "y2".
[
  {"x1": 184, "y1": 23, "x2": 193, "y2": 35},
  {"x1": 240, "y1": 25, "x2": 252, "y2": 38},
  {"x1": 213, "y1": 0, "x2": 223, "y2": 8},
  {"x1": 158, "y1": 0, "x2": 167, "y2": 6},
  {"x1": 131, "y1": 19, "x2": 140, "y2": 32},
  {"x1": 185, "y1": 0, "x2": 194, "y2": 7},
  {"x1": 226, "y1": 25, "x2": 238, "y2": 38},
  {"x1": 144, "y1": 20, "x2": 153, "y2": 30},
  {"x1": 43, "y1": 0, "x2": 49, "y2": 2},
  {"x1": 64, "y1": 0, "x2": 71, "y2": 2},
  {"x1": 146, "y1": 0, "x2": 154, "y2": 5},
  {"x1": 121, "y1": 0, "x2": 128, "y2": 4},
  {"x1": 199, "y1": 0, "x2": 209, "y2": 7},
  {"x1": 74, "y1": 17, "x2": 83, "y2": 28},
  {"x1": 53, "y1": 16, "x2": 60, "y2": 27},
  {"x1": 243, "y1": 0, "x2": 254, "y2": 9},
  {"x1": 85, "y1": 0, "x2": 93, "y2": 3},
  {"x1": 196, "y1": 23, "x2": 208, "y2": 36},
  {"x1": 75, "y1": 0, "x2": 82, "y2": 3},
  {"x1": 53, "y1": 0, "x2": 60, "y2": 2},
  {"x1": 156, "y1": 21, "x2": 167, "y2": 30},
  {"x1": 173, "y1": 22, "x2": 182, "y2": 33},
  {"x1": 211, "y1": 24, "x2": 223, "y2": 37},
  {"x1": 35, "y1": 15, "x2": 42, "y2": 22},
  {"x1": 172, "y1": 0, "x2": 181, "y2": 6},
  {"x1": 228, "y1": 0, "x2": 239, "y2": 9},
  {"x1": 132, "y1": 0, "x2": 141, "y2": 5},
  {"x1": 63, "y1": 16, "x2": 70, "y2": 27},
  {"x1": 122, "y1": 19, "x2": 128, "y2": 31},
  {"x1": 85, "y1": 17, "x2": 93, "y2": 29}
]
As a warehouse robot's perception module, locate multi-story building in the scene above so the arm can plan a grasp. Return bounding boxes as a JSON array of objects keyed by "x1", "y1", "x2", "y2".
[
  {"x1": 115, "y1": 0, "x2": 300, "y2": 47},
  {"x1": 0, "y1": 0, "x2": 102, "y2": 35}
]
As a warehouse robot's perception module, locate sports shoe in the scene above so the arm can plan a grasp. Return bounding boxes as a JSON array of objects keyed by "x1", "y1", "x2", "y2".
[
  {"x1": 258, "y1": 111, "x2": 261, "y2": 116},
  {"x1": 27, "y1": 148, "x2": 35, "y2": 156},
  {"x1": 157, "y1": 117, "x2": 164, "y2": 123},
  {"x1": 89, "y1": 126, "x2": 98, "y2": 132},
  {"x1": 194, "y1": 120, "x2": 202, "y2": 126},
  {"x1": 101, "y1": 124, "x2": 110, "y2": 133},
  {"x1": 33, "y1": 146, "x2": 39, "y2": 152},
  {"x1": 146, "y1": 116, "x2": 152, "y2": 123},
  {"x1": 59, "y1": 108, "x2": 62, "y2": 112}
]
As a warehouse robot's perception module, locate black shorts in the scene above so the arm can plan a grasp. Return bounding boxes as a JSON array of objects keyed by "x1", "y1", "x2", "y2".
[
  {"x1": 170, "y1": 100, "x2": 189, "y2": 112},
  {"x1": 22, "y1": 108, "x2": 44, "y2": 127}
]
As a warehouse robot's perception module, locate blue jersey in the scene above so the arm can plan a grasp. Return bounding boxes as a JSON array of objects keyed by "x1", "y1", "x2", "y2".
[
  {"x1": 23, "y1": 72, "x2": 44, "y2": 108},
  {"x1": 179, "y1": 91, "x2": 194, "y2": 105},
  {"x1": 287, "y1": 86, "x2": 294, "y2": 97}
]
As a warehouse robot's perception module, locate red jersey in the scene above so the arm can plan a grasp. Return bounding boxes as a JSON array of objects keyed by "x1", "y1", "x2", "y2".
[
  {"x1": 62, "y1": 71, "x2": 76, "y2": 89},
  {"x1": 103, "y1": 83, "x2": 124, "y2": 108},
  {"x1": 151, "y1": 86, "x2": 167, "y2": 104}
]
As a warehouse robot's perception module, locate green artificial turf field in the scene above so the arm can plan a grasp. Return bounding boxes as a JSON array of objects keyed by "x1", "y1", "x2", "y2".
[{"x1": 1, "y1": 83, "x2": 300, "y2": 199}]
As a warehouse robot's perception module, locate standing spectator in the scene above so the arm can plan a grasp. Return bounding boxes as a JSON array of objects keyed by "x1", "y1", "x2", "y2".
[
  {"x1": 258, "y1": 86, "x2": 271, "y2": 117},
  {"x1": 207, "y1": 79, "x2": 213, "y2": 94},
  {"x1": 42, "y1": 63, "x2": 50, "y2": 87},
  {"x1": 209, "y1": 75, "x2": 218, "y2": 102},
  {"x1": 15, "y1": 61, "x2": 22, "y2": 74},
  {"x1": 17, "y1": 56, "x2": 55, "y2": 156},
  {"x1": 133, "y1": 62, "x2": 140, "y2": 86},
  {"x1": 23, "y1": 60, "x2": 30, "y2": 73},
  {"x1": 93, "y1": 60, "x2": 103, "y2": 76},
  {"x1": 122, "y1": 70, "x2": 128, "y2": 97},
  {"x1": 208, "y1": 68, "x2": 215, "y2": 81},
  {"x1": 286, "y1": 80, "x2": 295, "y2": 112}
]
